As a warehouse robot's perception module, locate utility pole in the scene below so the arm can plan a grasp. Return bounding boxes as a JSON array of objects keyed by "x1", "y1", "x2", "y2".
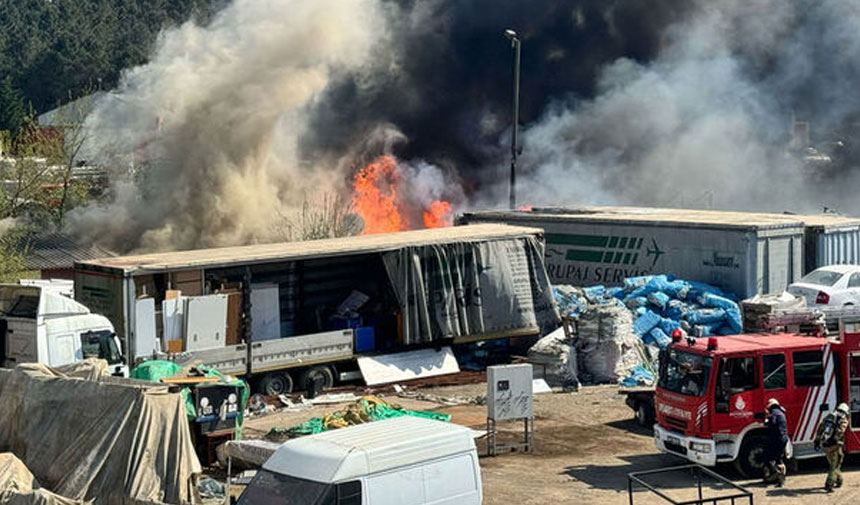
[{"x1": 504, "y1": 29, "x2": 521, "y2": 210}]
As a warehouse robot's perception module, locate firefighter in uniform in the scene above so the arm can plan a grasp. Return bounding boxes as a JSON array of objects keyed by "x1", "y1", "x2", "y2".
[
  {"x1": 815, "y1": 402, "x2": 850, "y2": 492},
  {"x1": 762, "y1": 398, "x2": 788, "y2": 486}
]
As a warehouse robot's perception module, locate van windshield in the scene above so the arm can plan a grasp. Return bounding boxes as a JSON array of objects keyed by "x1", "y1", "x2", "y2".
[
  {"x1": 658, "y1": 349, "x2": 712, "y2": 397},
  {"x1": 237, "y1": 470, "x2": 335, "y2": 505}
]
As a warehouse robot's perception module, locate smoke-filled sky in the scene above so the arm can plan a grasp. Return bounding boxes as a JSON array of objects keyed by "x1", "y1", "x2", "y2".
[{"x1": 72, "y1": 0, "x2": 860, "y2": 252}]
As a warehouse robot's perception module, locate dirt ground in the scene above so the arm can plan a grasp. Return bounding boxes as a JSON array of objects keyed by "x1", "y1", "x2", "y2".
[{"x1": 242, "y1": 382, "x2": 860, "y2": 505}]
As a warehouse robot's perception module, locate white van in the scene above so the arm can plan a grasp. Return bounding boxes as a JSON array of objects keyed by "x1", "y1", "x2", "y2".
[
  {"x1": 238, "y1": 416, "x2": 483, "y2": 505},
  {"x1": 0, "y1": 284, "x2": 127, "y2": 376}
]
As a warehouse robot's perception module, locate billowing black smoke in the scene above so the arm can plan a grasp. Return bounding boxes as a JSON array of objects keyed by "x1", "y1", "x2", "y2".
[
  {"x1": 75, "y1": 0, "x2": 860, "y2": 252},
  {"x1": 304, "y1": 0, "x2": 696, "y2": 189}
]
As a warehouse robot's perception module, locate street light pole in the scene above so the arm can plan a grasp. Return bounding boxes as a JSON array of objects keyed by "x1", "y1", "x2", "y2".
[{"x1": 504, "y1": 29, "x2": 521, "y2": 210}]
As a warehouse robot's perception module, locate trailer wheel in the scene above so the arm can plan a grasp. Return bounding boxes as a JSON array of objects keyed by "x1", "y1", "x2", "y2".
[
  {"x1": 303, "y1": 365, "x2": 335, "y2": 391},
  {"x1": 258, "y1": 372, "x2": 293, "y2": 396},
  {"x1": 734, "y1": 434, "x2": 767, "y2": 478},
  {"x1": 634, "y1": 402, "x2": 655, "y2": 428}
]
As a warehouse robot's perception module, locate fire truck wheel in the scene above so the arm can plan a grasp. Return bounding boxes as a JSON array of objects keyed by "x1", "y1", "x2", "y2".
[
  {"x1": 259, "y1": 371, "x2": 293, "y2": 396},
  {"x1": 303, "y1": 366, "x2": 335, "y2": 390},
  {"x1": 634, "y1": 402, "x2": 655, "y2": 427},
  {"x1": 734, "y1": 434, "x2": 767, "y2": 478}
]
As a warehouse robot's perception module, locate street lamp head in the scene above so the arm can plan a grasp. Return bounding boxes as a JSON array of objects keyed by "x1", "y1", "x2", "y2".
[{"x1": 504, "y1": 29, "x2": 518, "y2": 41}]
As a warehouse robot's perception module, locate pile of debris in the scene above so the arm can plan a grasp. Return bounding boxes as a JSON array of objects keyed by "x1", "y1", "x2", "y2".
[
  {"x1": 533, "y1": 275, "x2": 741, "y2": 388},
  {"x1": 266, "y1": 395, "x2": 451, "y2": 439}
]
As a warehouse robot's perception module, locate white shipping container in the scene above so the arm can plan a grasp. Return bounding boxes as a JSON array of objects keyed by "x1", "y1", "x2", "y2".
[
  {"x1": 460, "y1": 206, "x2": 805, "y2": 298},
  {"x1": 800, "y1": 214, "x2": 860, "y2": 273}
]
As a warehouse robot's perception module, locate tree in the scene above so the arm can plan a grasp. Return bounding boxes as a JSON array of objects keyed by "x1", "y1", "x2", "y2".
[{"x1": 0, "y1": 77, "x2": 27, "y2": 136}]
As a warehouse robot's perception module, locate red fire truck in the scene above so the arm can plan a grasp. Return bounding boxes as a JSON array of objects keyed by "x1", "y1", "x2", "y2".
[{"x1": 653, "y1": 324, "x2": 860, "y2": 477}]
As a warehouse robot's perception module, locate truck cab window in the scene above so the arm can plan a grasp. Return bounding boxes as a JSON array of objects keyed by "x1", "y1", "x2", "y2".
[
  {"x1": 716, "y1": 357, "x2": 756, "y2": 413},
  {"x1": 763, "y1": 354, "x2": 787, "y2": 390},
  {"x1": 80, "y1": 331, "x2": 123, "y2": 364},
  {"x1": 336, "y1": 481, "x2": 361, "y2": 505},
  {"x1": 793, "y1": 350, "x2": 824, "y2": 387}
]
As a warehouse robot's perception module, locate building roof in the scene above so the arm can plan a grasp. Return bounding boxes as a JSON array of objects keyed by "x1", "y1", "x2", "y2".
[
  {"x1": 463, "y1": 206, "x2": 807, "y2": 230},
  {"x1": 75, "y1": 224, "x2": 543, "y2": 274},
  {"x1": 793, "y1": 213, "x2": 860, "y2": 229},
  {"x1": 263, "y1": 416, "x2": 476, "y2": 483},
  {"x1": 19, "y1": 232, "x2": 116, "y2": 271},
  {"x1": 672, "y1": 333, "x2": 829, "y2": 355},
  {"x1": 37, "y1": 92, "x2": 107, "y2": 127}
]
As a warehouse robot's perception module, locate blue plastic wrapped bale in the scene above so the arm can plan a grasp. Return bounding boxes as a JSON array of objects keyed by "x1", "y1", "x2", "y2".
[
  {"x1": 691, "y1": 322, "x2": 723, "y2": 337},
  {"x1": 621, "y1": 365, "x2": 656, "y2": 387},
  {"x1": 609, "y1": 286, "x2": 625, "y2": 299},
  {"x1": 658, "y1": 318, "x2": 682, "y2": 335},
  {"x1": 717, "y1": 325, "x2": 737, "y2": 336},
  {"x1": 662, "y1": 280, "x2": 691, "y2": 299},
  {"x1": 685, "y1": 308, "x2": 726, "y2": 325},
  {"x1": 623, "y1": 275, "x2": 655, "y2": 291},
  {"x1": 662, "y1": 300, "x2": 686, "y2": 320},
  {"x1": 583, "y1": 285, "x2": 607, "y2": 303},
  {"x1": 646, "y1": 327, "x2": 672, "y2": 348},
  {"x1": 634, "y1": 310, "x2": 662, "y2": 337},
  {"x1": 725, "y1": 307, "x2": 742, "y2": 333},
  {"x1": 625, "y1": 296, "x2": 648, "y2": 310},
  {"x1": 647, "y1": 291, "x2": 671, "y2": 310},
  {"x1": 635, "y1": 306, "x2": 647, "y2": 316},
  {"x1": 697, "y1": 292, "x2": 740, "y2": 311}
]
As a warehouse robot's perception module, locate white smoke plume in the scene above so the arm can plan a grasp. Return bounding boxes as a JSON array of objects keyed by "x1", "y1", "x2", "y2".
[
  {"x1": 70, "y1": 0, "x2": 393, "y2": 252},
  {"x1": 502, "y1": 0, "x2": 860, "y2": 214}
]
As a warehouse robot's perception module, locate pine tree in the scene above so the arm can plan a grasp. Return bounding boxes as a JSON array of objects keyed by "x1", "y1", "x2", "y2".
[{"x1": 0, "y1": 77, "x2": 27, "y2": 135}]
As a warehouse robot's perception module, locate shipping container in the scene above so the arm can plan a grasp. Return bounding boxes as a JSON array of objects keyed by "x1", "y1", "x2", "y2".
[
  {"x1": 74, "y1": 224, "x2": 559, "y2": 394},
  {"x1": 459, "y1": 207, "x2": 806, "y2": 298},
  {"x1": 799, "y1": 214, "x2": 860, "y2": 273}
]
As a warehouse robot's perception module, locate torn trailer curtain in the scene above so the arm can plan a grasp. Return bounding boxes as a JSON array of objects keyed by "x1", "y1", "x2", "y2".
[
  {"x1": 383, "y1": 235, "x2": 559, "y2": 345},
  {"x1": 0, "y1": 364, "x2": 201, "y2": 505}
]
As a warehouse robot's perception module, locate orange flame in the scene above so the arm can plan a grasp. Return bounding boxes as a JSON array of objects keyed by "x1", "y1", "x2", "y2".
[
  {"x1": 352, "y1": 155, "x2": 405, "y2": 234},
  {"x1": 352, "y1": 155, "x2": 453, "y2": 234},
  {"x1": 423, "y1": 200, "x2": 452, "y2": 228}
]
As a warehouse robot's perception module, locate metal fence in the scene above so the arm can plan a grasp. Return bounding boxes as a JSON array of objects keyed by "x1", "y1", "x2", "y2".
[{"x1": 627, "y1": 464, "x2": 753, "y2": 505}]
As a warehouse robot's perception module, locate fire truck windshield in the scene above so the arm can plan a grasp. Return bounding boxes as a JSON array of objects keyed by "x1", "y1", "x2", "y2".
[{"x1": 658, "y1": 348, "x2": 713, "y2": 397}]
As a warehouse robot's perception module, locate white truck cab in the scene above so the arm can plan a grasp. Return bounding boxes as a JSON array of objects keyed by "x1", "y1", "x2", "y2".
[
  {"x1": 0, "y1": 284, "x2": 127, "y2": 376},
  {"x1": 238, "y1": 416, "x2": 483, "y2": 505}
]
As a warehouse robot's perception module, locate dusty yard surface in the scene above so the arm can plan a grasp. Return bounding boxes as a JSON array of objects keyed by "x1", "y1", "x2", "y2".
[{"x1": 242, "y1": 382, "x2": 860, "y2": 505}]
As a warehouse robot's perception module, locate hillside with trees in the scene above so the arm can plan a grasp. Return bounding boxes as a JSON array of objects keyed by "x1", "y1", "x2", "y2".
[{"x1": 0, "y1": 0, "x2": 216, "y2": 136}]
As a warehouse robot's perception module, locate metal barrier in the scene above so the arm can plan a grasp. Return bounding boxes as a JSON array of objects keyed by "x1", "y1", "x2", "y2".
[{"x1": 627, "y1": 464, "x2": 753, "y2": 505}]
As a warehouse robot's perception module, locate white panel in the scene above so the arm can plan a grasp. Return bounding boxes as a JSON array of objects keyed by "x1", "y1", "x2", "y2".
[
  {"x1": 357, "y1": 347, "x2": 459, "y2": 386},
  {"x1": 162, "y1": 298, "x2": 185, "y2": 344},
  {"x1": 250, "y1": 284, "x2": 280, "y2": 341},
  {"x1": 487, "y1": 363, "x2": 534, "y2": 420},
  {"x1": 366, "y1": 467, "x2": 425, "y2": 505},
  {"x1": 184, "y1": 294, "x2": 229, "y2": 351},
  {"x1": 50, "y1": 334, "x2": 76, "y2": 366},
  {"x1": 423, "y1": 454, "x2": 479, "y2": 504},
  {"x1": 133, "y1": 298, "x2": 158, "y2": 359}
]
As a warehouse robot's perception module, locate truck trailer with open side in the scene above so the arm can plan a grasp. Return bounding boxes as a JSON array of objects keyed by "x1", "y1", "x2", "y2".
[{"x1": 74, "y1": 224, "x2": 559, "y2": 394}]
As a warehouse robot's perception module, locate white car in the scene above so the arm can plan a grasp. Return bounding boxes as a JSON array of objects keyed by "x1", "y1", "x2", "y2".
[{"x1": 787, "y1": 265, "x2": 860, "y2": 307}]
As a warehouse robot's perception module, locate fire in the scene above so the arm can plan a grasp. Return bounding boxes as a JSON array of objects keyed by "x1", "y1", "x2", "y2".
[
  {"x1": 423, "y1": 200, "x2": 452, "y2": 228},
  {"x1": 351, "y1": 155, "x2": 453, "y2": 234},
  {"x1": 351, "y1": 155, "x2": 405, "y2": 234}
]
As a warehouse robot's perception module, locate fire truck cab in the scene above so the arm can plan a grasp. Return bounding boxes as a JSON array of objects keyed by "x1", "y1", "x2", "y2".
[{"x1": 653, "y1": 325, "x2": 860, "y2": 477}]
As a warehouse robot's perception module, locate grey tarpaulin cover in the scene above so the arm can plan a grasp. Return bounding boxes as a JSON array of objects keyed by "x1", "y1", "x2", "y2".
[
  {"x1": 383, "y1": 236, "x2": 559, "y2": 345},
  {"x1": 0, "y1": 363, "x2": 201, "y2": 505},
  {"x1": 0, "y1": 453, "x2": 87, "y2": 505}
]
